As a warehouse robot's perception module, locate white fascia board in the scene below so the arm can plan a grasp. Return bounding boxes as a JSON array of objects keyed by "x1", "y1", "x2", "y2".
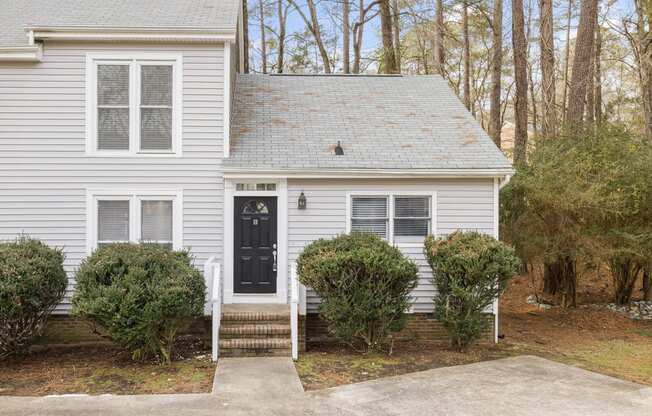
[
  {"x1": 30, "y1": 26, "x2": 237, "y2": 43},
  {"x1": 223, "y1": 167, "x2": 515, "y2": 179},
  {"x1": 0, "y1": 45, "x2": 43, "y2": 62}
]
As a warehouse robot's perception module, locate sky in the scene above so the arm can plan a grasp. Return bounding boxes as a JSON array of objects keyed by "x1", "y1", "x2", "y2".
[{"x1": 246, "y1": 0, "x2": 639, "y2": 72}]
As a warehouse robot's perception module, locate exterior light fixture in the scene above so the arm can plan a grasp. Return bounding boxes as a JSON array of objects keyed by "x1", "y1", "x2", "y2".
[{"x1": 298, "y1": 192, "x2": 307, "y2": 210}]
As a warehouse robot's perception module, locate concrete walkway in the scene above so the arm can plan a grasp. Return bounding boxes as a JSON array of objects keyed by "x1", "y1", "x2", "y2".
[{"x1": 2, "y1": 356, "x2": 651, "y2": 415}]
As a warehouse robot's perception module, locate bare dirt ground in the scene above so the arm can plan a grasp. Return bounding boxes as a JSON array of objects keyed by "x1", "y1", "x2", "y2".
[
  {"x1": 500, "y1": 269, "x2": 652, "y2": 386},
  {"x1": 298, "y1": 267, "x2": 652, "y2": 390},
  {"x1": 0, "y1": 337, "x2": 214, "y2": 396}
]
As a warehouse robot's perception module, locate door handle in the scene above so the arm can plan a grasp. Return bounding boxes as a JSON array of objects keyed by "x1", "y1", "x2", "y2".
[{"x1": 272, "y1": 250, "x2": 277, "y2": 272}]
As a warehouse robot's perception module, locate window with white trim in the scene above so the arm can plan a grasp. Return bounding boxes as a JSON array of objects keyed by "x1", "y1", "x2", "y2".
[
  {"x1": 87, "y1": 54, "x2": 182, "y2": 155},
  {"x1": 393, "y1": 196, "x2": 432, "y2": 243},
  {"x1": 349, "y1": 193, "x2": 434, "y2": 244},
  {"x1": 350, "y1": 196, "x2": 389, "y2": 239},
  {"x1": 90, "y1": 191, "x2": 181, "y2": 251}
]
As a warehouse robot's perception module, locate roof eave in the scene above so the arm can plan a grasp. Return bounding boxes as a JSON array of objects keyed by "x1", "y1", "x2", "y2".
[
  {"x1": 222, "y1": 167, "x2": 515, "y2": 179},
  {"x1": 0, "y1": 45, "x2": 43, "y2": 62},
  {"x1": 28, "y1": 26, "x2": 237, "y2": 43}
]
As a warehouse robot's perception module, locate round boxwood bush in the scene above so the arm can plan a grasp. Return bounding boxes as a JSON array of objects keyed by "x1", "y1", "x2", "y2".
[
  {"x1": 0, "y1": 237, "x2": 67, "y2": 360},
  {"x1": 72, "y1": 244, "x2": 205, "y2": 363},
  {"x1": 425, "y1": 231, "x2": 520, "y2": 350},
  {"x1": 297, "y1": 233, "x2": 418, "y2": 352}
]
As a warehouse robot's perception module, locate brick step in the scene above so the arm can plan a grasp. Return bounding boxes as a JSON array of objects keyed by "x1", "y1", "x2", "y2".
[
  {"x1": 219, "y1": 347, "x2": 292, "y2": 358},
  {"x1": 219, "y1": 338, "x2": 291, "y2": 357},
  {"x1": 221, "y1": 311, "x2": 290, "y2": 323},
  {"x1": 220, "y1": 324, "x2": 290, "y2": 338}
]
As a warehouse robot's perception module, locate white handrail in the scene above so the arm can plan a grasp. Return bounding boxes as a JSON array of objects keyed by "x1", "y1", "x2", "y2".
[
  {"x1": 211, "y1": 262, "x2": 221, "y2": 362},
  {"x1": 290, "y1": 263, "x2": 299, "y2": 361}
]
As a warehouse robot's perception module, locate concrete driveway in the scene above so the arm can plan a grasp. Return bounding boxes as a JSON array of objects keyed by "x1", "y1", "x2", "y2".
[{"x1": 1, "y1": 355, "x2": 651, "y2": 416}]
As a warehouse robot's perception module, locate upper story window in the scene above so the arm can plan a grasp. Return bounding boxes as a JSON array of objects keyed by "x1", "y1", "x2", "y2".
[{"x1": 86, "y1": 54, "x2": 182, "y2": 156}]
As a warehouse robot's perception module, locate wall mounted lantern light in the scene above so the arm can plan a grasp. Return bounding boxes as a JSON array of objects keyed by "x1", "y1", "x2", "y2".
[{"x1": 298, "y1": 192, "x2": 307, "y2": 210}]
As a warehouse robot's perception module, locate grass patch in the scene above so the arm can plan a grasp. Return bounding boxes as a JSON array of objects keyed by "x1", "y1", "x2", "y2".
[
  {"x1": 296, "y1": 342, "x2": 514, "y2": 390},
  {"x1": 0, "y1": 338, "x2": 215, "y2": 396},
  {"x1": 561, "y1": 340, "x2": 652, "y2": 385}
]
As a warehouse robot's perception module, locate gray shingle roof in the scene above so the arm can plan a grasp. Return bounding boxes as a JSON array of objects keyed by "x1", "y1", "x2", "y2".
[
  {"x1": 1, "y1": 0, "x2": 239, "y2": 47},
  {"x1": 225, "y1": 74, "x2": 512, "y2": 172}
]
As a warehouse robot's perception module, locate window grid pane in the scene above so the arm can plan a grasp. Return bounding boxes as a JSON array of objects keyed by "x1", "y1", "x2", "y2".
[
  {"x1": 351, "y1": 197, "x2": 388, "y2": 239},
  {"x1": 98, "y1": 200, "x2": 129, "y2": 243},
  {"x1": 97, "y1": 64, "x2": 130, "y2": 150},
  {"x1": 141, "y1": 200, "x2": 173, "y2": 245},
  {"x1": 394, "y1": 196, "x2": 431, "y2": 237},
  {"x1": 140, "y1": 65, "x2": 172, "y2": 151},
  {"x1": 140, "y1": 107, "x2": 172, "y2": 150}
]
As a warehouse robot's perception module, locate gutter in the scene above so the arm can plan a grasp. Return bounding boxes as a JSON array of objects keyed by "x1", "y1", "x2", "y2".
[
  {"x1": 0, "y1": 45, "x2": 43, "y2": 62},
  {"x1": 28, "y1": 25, "x2": 237, "y2": 44},
  {"x1": 223, "y1": 167, "x2": 516, "y2": 179},
  {"x1": 499, "y1": 174, "x2": 513, "y2": 189}
]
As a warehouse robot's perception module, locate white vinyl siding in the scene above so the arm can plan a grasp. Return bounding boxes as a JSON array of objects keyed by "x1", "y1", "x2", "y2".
[
  {"x1": 0, "y1": 42, "x2": 225, "y2": 313},
  {"x1": 288, "y1": 178, "x2": 497, "y2": 313}
]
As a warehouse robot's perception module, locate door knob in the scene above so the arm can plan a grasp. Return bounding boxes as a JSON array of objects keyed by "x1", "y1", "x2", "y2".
[{"x1": 272, "y1": 250, "x2": 277, "y2": 272}]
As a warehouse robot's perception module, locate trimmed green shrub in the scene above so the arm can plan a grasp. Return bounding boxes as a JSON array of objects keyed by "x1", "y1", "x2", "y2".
[
  {"x1": 297, "y1": 233, "x2": 418, "y2": 353},
  {"x1": 0, "y1": 237, "x2": 67, "y2": 360},
  {"x1": 72, "y1": 244, "x2": 205, "y2": 363},
  {"x1": 425, "y1": 231, "x2": 519, "y2": 350}
]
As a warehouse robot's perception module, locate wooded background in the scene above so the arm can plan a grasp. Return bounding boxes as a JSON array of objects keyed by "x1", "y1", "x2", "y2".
[{"x1": 241, "y1": 0, "x2": 652, "y2": 162}]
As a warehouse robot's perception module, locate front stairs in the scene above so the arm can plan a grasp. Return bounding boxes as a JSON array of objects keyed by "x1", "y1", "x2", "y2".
[{"x1": 218, "y1": 304, "x2": 292, "y2": 357}]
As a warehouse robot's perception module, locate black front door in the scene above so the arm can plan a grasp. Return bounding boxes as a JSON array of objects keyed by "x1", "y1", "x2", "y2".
[{"x1": 234, "y1": 197, "x2": 277, "y2": 294}]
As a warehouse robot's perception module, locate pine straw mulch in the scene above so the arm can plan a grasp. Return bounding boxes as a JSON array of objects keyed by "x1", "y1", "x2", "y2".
[{"x1": 0, "y1": 337, "x2": 215, "y2": 396}]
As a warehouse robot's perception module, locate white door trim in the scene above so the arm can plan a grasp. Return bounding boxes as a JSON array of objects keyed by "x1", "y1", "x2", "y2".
[{"x1": 223, "y1": 178, "x2": 288, "y2": 304}]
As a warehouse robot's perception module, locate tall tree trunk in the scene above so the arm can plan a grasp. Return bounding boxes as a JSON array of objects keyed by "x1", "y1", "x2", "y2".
[
  {"x1": 512, "y1": 0, "x2": 529, "y2": 164},
  {"x1": 462, "y1": 0, "x2": 471, "y2": 110},
  {"x1": 392, "y1": 0, "x2": 401, "y2": 71},
  {"x1": 526, "y1": 0, "x2": 537, "y2": 135},
  {"x1": 352, "y1": 0, "x2": 366, "y2": 73},
  {"x1": 259, "y1": 0, "x2": 267, "y2": 74},
  {"x1": 434, "y1": 0, "x2": 445, "y2": 75},
  {"x1": 489, "y1": 0, "x2": 503, "y2": 147},
  {"x1": 243, "y1": 0, "x2": 249, "y2": 73},
  {"x1": 277, "y1": 0, "x2": 287, "y2": 73},
  {"x1": 343, "y1": 0, "x2": 351, "y2": 73},
  {"x1": 595, "y1": 24, "x2": 603, "y2": 124},
  {"x1": 566, "y1": 0, "x2": 598, "y2": 130},
  {"x1": 635, "y1": 0, "x2": 652, "y2": 140},
  {"x1": 379, "y1": 0, "x2": 398, "y2": 73},
  {"x1": 643, "y1": 267, "x2": 652, "y2": 301},
  {"x1": 544, "y1": 257, "x2": 577, "y2": 307},
  {"x1": 288, "y1": 0, "x2": 332, "y2": 73},
  {"x1": 561, "y1": 0, "x2": 573, "y2": 120},
  {"x1": 540, "y1": 0, "x2": 557, "y2": 138},
  {"x1": 585, "y1": 2, "x2": 599, "y2": 125}
]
